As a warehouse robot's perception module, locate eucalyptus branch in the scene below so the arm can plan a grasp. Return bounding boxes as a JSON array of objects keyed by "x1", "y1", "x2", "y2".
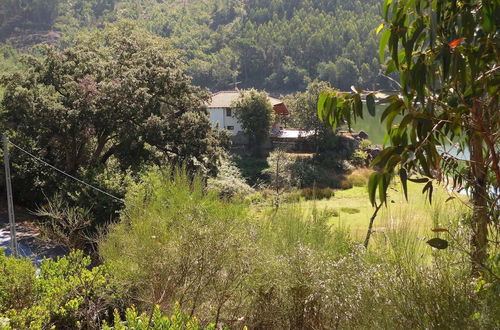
[
  {"x1": 380, "y1": 74, "x2": 402, "y2": 89},
  {"x1": 476, "y1": 65, "x2": 500, "y2": 82},
  {"x1": 364, "y1": 202, "x2": 383, "y2": 248}
]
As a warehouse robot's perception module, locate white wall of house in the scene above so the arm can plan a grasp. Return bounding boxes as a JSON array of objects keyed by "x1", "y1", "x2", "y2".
[{"x1": 207, "y1": 107, "x2": 243, "y2": 136}]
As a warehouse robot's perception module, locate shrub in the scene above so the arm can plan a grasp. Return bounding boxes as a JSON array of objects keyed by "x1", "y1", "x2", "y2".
[
  {"x1": 246, "y1": 206, "x2": 357, "y2": 328},
  {"x1": 0, "y1": 250, "x2": 120, "y2": 329},
  {"x1": 262, "y1": 149, "x2": 293, "y2": 207},
  {"x1": 359, "y1": 139, "x2": 372, "y2": 150},
  {"x1": 289, "y1": 158, "x2": 332, "y2": 187},
  {"x1": 289, "y1": 158, "x2": 319, "y2": 188},
  {"x1": 0, "y1": 250, "x2": 36, "y2": 312},
  {"x1": 335, "y1": 159, "x2": 355, "y2": 173},
  {"x1": 35, "y1": 196, "x2": 93, "y2": 252},
  {"x1": 282, "y1": 190, "x2": 302, "y2": 203},
  {"x1": 103, "y1": 303, "x2": 215, "y2": 329},
  {"x1": 338, "y1": 178, "x2": 353, "y2": 189},
  {"x1": 207, "y1": 156, "x2": 254, "y2": 199},
  {"x1": 235, "y1": 156, "x2": 269, "y2": 186},
  {"x1": 300, "y1": 187, "x2": 335, "y2": 200},
  {"x1": 100, "y1": 166, "x2": 257, "y2": 327},
  {"x1": 347, "y1": 168, "x2": 372, "y2": 187},
  {"x1": 351, "y1": 148, "x2": 368, "y2": 166}
]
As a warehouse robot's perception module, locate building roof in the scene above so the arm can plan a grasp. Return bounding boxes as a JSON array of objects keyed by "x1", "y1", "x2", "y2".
[
  {"x1": 272, "y1": 129, "x2": 315, "y2": 139},
  {"x1": 207, "y1": 91, "x2": 288, "y2": 115}
]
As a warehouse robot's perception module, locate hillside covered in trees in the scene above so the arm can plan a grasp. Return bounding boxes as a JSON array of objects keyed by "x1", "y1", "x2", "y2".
[{"x1": 0, "y1": 0, "x2": 393, "y2": 93}]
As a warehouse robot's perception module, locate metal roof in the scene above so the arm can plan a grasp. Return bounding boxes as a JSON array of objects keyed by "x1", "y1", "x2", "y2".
[{"x1": 207, "y1": 90, "x2": 285, "y2": 108}]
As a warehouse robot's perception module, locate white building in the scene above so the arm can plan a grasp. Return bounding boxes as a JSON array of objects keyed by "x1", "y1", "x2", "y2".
[{"x1": 206, "y1": 90, "x2": 289, "y2": 136}]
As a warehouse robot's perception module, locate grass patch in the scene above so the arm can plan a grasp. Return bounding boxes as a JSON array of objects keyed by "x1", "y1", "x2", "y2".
[
  {"x1": 340, "y1": 207, "x2": 360, "y2": 214},
  {"x1": 277, "y1": 181, "x2": 468, "y2": 242},
  {"x1": 323, "y1": 208, "x2": 340, "y2": 217},
  {"x1": 346, "y1": 168, "x2": 372, "y2": 187}
]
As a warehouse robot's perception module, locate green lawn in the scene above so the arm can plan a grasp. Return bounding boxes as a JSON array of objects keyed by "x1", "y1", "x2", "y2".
[
  {"x1": 245, "y1": 179, "x2": 469, "y2": 247},
  {"x1": 299, "y1": 181, "x2": 468, "y2": 241}
]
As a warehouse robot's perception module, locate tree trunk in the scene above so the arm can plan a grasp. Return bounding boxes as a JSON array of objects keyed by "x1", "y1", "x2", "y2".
[
  {"x1": 91, "y1": 133, "x2": 108, "y2": 165},
  {"x1": 469, "y1": 130, "x2": 489, "y2": 277}
]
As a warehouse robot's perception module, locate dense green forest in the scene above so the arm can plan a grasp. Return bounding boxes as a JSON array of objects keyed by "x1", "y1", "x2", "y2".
[{"x1": 0, "y1": 0, "x2": 393, "y2": 93}]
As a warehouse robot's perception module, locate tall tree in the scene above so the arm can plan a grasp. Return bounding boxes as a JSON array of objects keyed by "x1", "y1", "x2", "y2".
[
  {"x1": 233, "y1": 89, "x2": 274, "y2": 156},
  {"x1": 318, "y1": 0, "x2": 499, "y2": 276},
  {"x1": 285, "y1": 80, "x2": 333, "y2": 151},
  {"x1": 0, "y1": 22, "x2": 227, "y2": 203}
]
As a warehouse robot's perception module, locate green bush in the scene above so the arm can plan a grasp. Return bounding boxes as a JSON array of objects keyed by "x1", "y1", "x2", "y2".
[
  {"x1": 263, "y1": 149, "x2": 293, "y2": 194},
  {"x1": 100, "y1": 166, "x2": 257, "y2": 327},
  {"x1": 351, "y1": 148, "x2": 368, "y2": 166},
  {"x1": 359, "y1": 139, "x2": 372, "y2": 150},
  {"x1": 346, "y1": 168, "x2": 372, "y2": 187},
  {"x1": 289, "y1": 157, "x2": 336, "y2": 188},
  {"x1": 315, "y1": 153, "x2": 354, "y2": 173},
  {"x1": 96, "y1": 166, "x2": 499, "y2": 329},
  {"x1": 207, "y1": 156, "x2": 254, "y2": 199},
  {"x1": 300, "y1": 187, "x2": 335, "y2": 200},
  {"x1": 0, "y1": 250, "x2": 36, "y2": 312},
  {"x1": 0, "y1": 250, "x2": 121, "y2": 329},
  {"x1": 289, "y1": 158, "x2": 319, "y2": 187},
  {"x1": 235, "y1": 156, "x2": 269, "y2": 186},
  {"x1": 282, "y1": 190, "x2": 302, "y2": 203},
  {"x1": 103, "y1": 303, "x2": 215, "y2": 329}
]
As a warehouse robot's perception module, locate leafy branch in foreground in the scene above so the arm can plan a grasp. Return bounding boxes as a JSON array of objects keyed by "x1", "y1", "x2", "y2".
[{"x1": 318, "y1": 0, "x2": 499, "y2": 276}]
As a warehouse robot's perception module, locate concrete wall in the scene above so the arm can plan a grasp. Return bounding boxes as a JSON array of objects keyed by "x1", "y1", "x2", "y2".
[{"x1": 207, "y1": 107, "x2": 243, "y2": 136}]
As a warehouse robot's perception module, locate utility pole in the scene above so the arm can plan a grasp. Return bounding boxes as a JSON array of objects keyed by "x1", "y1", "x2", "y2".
[{"x1": 3, "y1": 133, "x2": 18, "y2": 257}]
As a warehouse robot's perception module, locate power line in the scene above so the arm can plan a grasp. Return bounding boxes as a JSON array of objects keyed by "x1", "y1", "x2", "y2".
[{"x1": 8, "y1": 141, "x2": 125, "y2": 203}]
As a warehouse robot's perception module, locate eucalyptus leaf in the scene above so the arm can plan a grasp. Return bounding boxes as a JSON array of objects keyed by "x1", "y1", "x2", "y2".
[
  {"x1": 427, "y1": 238, "x2": 448, "y2": 249},
  {"x1": 366, "y1": 93, "x2": 376, "y2": 117}
]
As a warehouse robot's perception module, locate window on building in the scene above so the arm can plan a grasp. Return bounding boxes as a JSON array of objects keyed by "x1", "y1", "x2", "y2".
[
  {"x1": 226, "y1": 125, "x2": 234, "y2": 130},
  {"x1": 225, "y1": 108, "x2": 232, "y2": 117}
]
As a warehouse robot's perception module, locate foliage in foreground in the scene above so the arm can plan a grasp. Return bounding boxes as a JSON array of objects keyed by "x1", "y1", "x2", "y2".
[
  {"x1": 103, "y1": 304, "x2": 215, "y2": 330},
  {"x1": 318, "y1": 0, "x2": 499, "y2": 273},
  {"x1": 99, "y1": 166, "x2": 499, "y2": 329},
  {"x1": 1, "y1": 168, "x2": 498, "y2": 328},
  {"x1": 100, "y1": 166, "x2": 256, "y2": 328},
  {"x1": 0, "y1": 250, "x2": 121, "y2": 329},
  {"x1": 0, "y1": 249, "x2": 215, "y2": 329}
]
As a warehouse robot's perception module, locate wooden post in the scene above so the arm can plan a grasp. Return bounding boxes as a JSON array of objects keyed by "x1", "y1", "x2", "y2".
[{"x1": 3, "y1": 133, "x2": 18, "y2": 257}]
